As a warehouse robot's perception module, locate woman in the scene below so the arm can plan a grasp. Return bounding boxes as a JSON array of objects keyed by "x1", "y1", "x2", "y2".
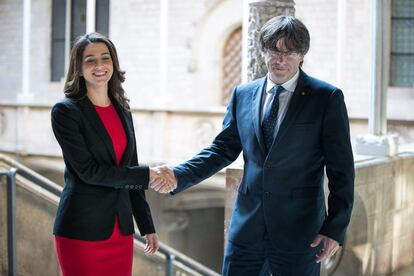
[{"x1": 51, "y1": 32, "x2": 160, "y2": 276}]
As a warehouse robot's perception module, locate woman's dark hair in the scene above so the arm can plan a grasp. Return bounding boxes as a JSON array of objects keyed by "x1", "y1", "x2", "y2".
[
  {"x1": 64, "y1": 32, "x2": 129, "y2": 109},
  {"x1": 259, "y1": 15, "x2": 310, "y2": 55}
]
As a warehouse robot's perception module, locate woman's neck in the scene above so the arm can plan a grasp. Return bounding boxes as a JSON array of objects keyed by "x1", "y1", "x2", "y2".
[{"x1": 86, "y1": 85, "x2": 111, "y2": 107}]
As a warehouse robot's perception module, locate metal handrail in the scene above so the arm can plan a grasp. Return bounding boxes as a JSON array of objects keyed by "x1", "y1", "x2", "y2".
[
  {"x1": 0, "y1": 168, "x2": 17, "y2": 276},
  {"x1": 0, "y1": 154, "x2": 62, "y2": 196},
  {"x1": 0, "y1": 153, "x2": 220, "y2": 276}
]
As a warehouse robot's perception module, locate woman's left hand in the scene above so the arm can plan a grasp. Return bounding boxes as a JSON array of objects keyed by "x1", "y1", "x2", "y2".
[{"x1": 144, "y1": 233, "x2": 159, "y2": 255}]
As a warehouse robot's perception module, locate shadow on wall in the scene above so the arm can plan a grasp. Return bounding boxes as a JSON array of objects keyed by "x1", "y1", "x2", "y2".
[{"x1": 333, "y1": 191, "x2": 368, "y2": 275}]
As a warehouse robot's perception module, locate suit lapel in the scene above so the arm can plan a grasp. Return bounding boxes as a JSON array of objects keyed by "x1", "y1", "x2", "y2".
[
  {"x1": 270, "y1": 70, "x2": 311, "y2": 151},
  {"x1": 79, "y1": 95, "x2": 135, "y2": 166},
  {"x1": 79, "y1": 96, "x2": 117, "y2": 164},
  {"x1": 251, "y1": 77, "x2": 267, "y2": 155}
]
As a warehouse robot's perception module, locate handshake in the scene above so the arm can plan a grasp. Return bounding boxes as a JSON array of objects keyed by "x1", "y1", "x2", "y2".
[{"x1": 149, "y1": 166, "x2": 177, "y2": 193}]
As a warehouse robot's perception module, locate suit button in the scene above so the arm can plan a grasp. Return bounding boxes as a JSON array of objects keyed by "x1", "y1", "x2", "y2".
[
  {"x1": 138, "y1": 185, "x2": 142, "y2": 189},
  {"x1": 135, "y1": 185, "x2": 139, "y2": 189},
  {"x1": 125, "y1": 185, "x2": 130, "y2": 189},
  {"x1": 266, "y1": 165, "x2": 271, "y2": 169},
  {"x1": 264, "y1": 191, "x2": 270, "y2": 197}
]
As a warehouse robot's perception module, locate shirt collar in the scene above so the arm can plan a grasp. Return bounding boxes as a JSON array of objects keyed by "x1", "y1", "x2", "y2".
[{"x1": 266, "y1": 69, "x2": 300, "y2": 93}]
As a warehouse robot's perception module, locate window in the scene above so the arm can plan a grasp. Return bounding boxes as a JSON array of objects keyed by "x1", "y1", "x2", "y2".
[
  {"x1": 71, "y1": 0, "x2": 87, "y2": 44},
  {"x1": 390, "y1": 0, "x2": 414, "y2": 87},
  {"x1": 96, "y1": 0, "x2": 110, "y2": 37},
  {"x1": 51, "y1": 0, "x2": 109, "y2": 82},
  {"x1": 222, "y1": 27, "x2": 242, "y2": 105},
  {"x1": 51, "y1": 0, "x2": 66, "y2": 82}
]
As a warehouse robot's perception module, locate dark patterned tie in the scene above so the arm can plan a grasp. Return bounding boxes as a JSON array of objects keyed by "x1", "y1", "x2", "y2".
[{"x1": 262, "y1": 85, "x2": 285, "y2": 152}]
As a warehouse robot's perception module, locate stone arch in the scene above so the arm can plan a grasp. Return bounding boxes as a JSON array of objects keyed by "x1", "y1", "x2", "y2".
[
  {"x1": 221, "y1": 26, "x2": 242, "y2": 105},
  {"x1": 189, "y1": 0, "x2": 242, "y2": 107}
]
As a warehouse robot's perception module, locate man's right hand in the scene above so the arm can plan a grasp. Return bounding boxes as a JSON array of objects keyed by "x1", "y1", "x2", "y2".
[{"x1": 149, "y1": 165, "x2": 177, "y2": 193}]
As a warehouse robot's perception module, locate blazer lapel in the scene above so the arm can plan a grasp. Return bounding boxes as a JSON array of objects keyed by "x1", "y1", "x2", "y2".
[
  {"x1": 270, "y1": 70, "x2": 311, "y2": 151},
  {"x1": 251, "y1": 77, "x2": 267, "y2": 155},
  {"x1": 110, "y1": 95, "x2": 135, "y2": 166},
  {"x1": 79, "y1": 96, "x2": 117, "y2": 164}
]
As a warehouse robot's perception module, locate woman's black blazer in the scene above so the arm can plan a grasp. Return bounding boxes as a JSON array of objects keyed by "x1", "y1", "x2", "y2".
[{"x1": 51, "y1": 94, "x2": 155, "y2": 241}]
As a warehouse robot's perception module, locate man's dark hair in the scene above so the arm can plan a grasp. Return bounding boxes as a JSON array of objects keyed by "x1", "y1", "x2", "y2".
[{"x1": 259, "y1": 15, "x2": 310, "y2": 55}]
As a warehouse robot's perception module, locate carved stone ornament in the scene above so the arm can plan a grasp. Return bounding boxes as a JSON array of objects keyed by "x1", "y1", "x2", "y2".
[{"x1": 195, "y1": 120, "x2": 216, "y2": 148}]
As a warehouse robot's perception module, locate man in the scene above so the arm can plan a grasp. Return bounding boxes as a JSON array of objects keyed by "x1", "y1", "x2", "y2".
[{"x1": 151, "y1": 15, "x2": 354, "y2": 275}]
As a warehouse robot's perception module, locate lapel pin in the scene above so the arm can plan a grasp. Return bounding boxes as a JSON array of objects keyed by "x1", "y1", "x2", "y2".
[{"x1": 301, "y1": 91, "x2": 306, "y2": 96}]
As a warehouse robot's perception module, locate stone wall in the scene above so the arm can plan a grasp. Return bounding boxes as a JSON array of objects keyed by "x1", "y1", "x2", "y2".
[
  {"x1": 0, "y1": 0, "x2": 23, "y2": 103},
  {"x1": 0, "y1": 105, "x2": 226, "y2": 165},
  {"x1": 2, "y1": 0, "x2": 414, "y2": 145},
  {"x1": 3, "y1": 104, "x2": 414, "y2": 166},
  {"x1": 0, "y1": 0, "x2": 244, "y2": 108},
  {"x1": 295, "y1": 0, "x2": 414, "y2": 124},
  {"x1": 225, "y1": 152, "x2": 414, "y2": 275}
]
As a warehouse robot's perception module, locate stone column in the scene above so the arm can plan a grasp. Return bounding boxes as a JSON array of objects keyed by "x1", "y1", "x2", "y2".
[
  {"x1": 159, "y1": 0, "x2": 169, "y2": 106},
  {"x1": 242, "y1": 0, "x2": 295, "y2": 82},
  {"x1": 19, "y1": 0, "x2": 32, "y2": 102},
  {"x1": 86, "y1": 0, "x2": 96, "y2": 33},
  {"x1": 17, "y1": 0, "x2": 34, "y2": 155},
  {"x1": 355, "y1": 0, "x2": 399, "y2": 156},
  {"x1": 64, "y1": 0, "x2": 72, "y2": 75},
  {"x1": 369, "y1": 0, "x2": 389, "y2": 136}
]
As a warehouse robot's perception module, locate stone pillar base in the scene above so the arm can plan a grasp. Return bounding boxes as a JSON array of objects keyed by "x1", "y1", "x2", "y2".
[{"x1": 355, "y1": 133, "x2": 399, "y2": 156}]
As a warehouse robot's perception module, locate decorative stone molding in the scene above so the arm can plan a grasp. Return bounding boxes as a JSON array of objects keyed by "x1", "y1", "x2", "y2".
[
  {"x1": 195, "y1": 119, "x2": 216, "y2": 148},
  {"x1": 0, "y1": 110, "x2": 6, "y2": 137},
  {"x1": 355, "y1": 133, "x2": 399, "y2": 156}
]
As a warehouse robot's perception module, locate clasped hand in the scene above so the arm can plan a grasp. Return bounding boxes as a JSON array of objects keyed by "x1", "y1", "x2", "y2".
[{"x1": 149, "y1": 165, "x2": 177, "y2": 193}]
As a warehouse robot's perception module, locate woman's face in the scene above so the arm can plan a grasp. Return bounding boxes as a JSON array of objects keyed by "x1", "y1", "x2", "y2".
[{"x1": 81, "y1": 42, "x2": 114, "y2": 90}]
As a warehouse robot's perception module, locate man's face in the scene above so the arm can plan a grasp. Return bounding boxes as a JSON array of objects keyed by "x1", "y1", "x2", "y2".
[{"x1": 263, "y1": 39, "x2": 304, "y2": 84}]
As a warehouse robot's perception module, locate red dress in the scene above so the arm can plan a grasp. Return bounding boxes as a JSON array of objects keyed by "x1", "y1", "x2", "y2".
[{"x1": 55, "y1": 103, "x2": 133, "y2": 276}]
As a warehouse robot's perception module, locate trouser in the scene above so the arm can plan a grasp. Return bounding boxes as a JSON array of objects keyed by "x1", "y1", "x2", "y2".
[{"x1": 222, "y1": 232, "x2": 321, "y2": 276}]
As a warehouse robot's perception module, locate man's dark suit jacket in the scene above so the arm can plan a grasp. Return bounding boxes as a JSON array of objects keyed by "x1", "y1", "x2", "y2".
[
  {"x1": 173, "y1": 70, "x2": 354, "y2": 252},
  {"x1": 51, "y1": 94, "x2": 155, "y2": 241}
]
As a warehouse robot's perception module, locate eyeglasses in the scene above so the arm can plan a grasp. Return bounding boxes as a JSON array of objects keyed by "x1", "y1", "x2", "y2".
[{"x1": 264, "y1": 49, "x2": 301, "y2": 58}]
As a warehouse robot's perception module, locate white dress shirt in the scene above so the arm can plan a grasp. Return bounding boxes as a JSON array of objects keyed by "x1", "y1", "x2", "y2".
[{"x1": 261, "y1": 69, "x2": 300, "y2": 137}]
